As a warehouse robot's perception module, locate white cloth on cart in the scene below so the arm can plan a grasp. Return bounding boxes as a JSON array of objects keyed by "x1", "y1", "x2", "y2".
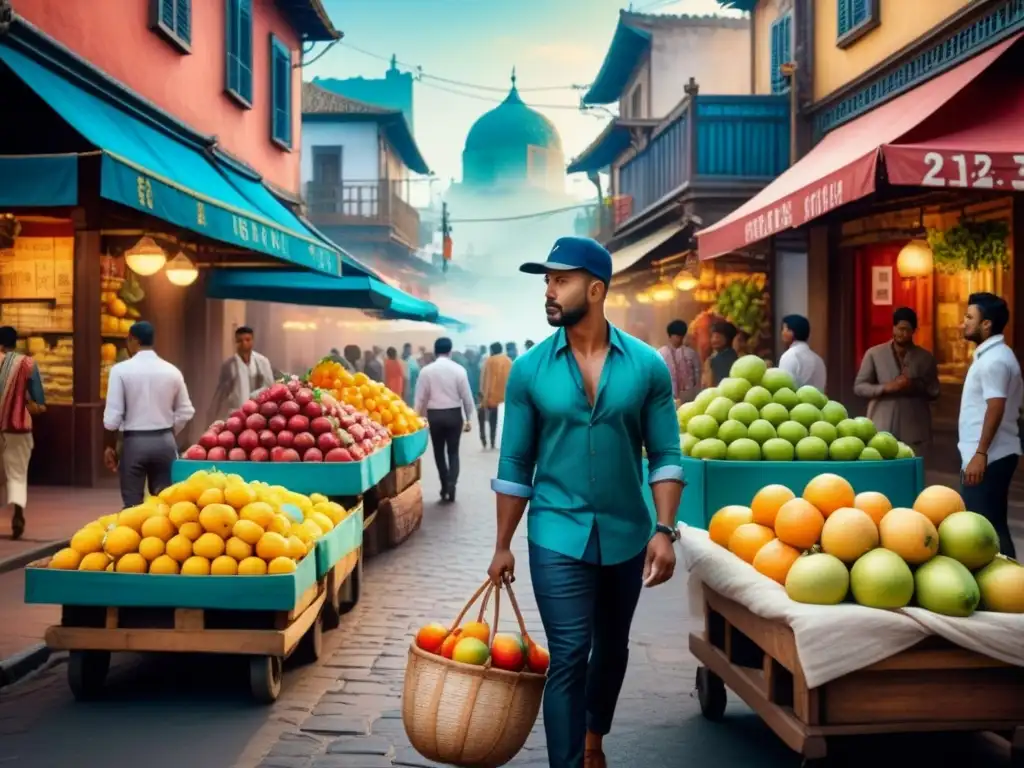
[{"x1": 677, "y1": 524, "x2": 1024, "y2": 688}]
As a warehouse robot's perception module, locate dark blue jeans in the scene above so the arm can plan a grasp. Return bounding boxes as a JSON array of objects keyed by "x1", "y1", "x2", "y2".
[
  {"x1": 529, "y1": 529, "x2": 645, "y2": 768},
  {"x1": 962, "y1": 453, "x2": 1018, "y2": 559}
]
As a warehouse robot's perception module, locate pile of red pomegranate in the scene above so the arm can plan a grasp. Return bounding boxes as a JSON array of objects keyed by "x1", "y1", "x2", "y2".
[{"x1": 182, "y1": 377, "x2": 391, "y2": 463}]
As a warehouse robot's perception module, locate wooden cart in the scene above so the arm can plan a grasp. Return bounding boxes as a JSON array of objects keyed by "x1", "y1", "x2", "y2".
[
  {"x1": 39, "y1": 569, "x2": 327, "y2": 704},
  {"x1": 688, "y1": 584, "x2": 1024, "y2": 765}
]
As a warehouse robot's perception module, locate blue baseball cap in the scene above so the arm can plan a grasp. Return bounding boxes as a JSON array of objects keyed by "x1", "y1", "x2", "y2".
[{"x1": 519, "y1": 236, "x2": 613, "y2": 284}]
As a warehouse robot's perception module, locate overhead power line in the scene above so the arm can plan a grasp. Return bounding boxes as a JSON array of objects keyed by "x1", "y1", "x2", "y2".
[
  {"x1": 449, "y1": 202, "x2": 597, "y2": 224},
  {"x1": 416, "y1": 78, "x2": 591, "y2": 111}
]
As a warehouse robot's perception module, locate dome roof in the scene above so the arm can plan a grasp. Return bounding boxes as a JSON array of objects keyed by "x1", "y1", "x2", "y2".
[{"x1": 463, "y1": 73, "x2": 563, "y2": 155}]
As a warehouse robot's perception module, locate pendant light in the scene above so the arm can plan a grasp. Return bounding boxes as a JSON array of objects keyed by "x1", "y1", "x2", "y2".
[
  {"x1": 648, "y1": 277, "x2": 676, "y2": 303},
  {"x1": 673, "y1": 269, "x2": 698, "y2": 292},
  {"x1": 124, "y1": 235, "x2": 167, "y2": 276},
  {"x1": 896, "y1": 239, "x2": 934, "y2": 278},
  {"x1": 164, "y1": 251, "x2": 199, "y2": 286},
  {"x1": 635, "y1": 289, "x2": 653, "y2": 304}
]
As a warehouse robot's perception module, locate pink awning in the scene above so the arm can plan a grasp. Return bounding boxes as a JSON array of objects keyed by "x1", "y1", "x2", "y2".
[{"x1": 697, "y1": 33, "x2": 1022, "y2": 261}]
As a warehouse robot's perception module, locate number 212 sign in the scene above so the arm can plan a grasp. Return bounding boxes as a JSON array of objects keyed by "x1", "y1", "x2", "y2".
[{"x1": 917, "y1": 151, "x2": 1024, "y2": 190}]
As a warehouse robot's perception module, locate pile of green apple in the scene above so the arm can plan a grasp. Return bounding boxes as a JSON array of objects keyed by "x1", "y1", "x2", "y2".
[{"x1": 677, "y1": 355, "x2": 916, "y2": 462}]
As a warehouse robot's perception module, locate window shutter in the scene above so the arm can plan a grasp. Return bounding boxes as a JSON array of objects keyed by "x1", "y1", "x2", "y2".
[
  {"x1": 226, "y1": 0, "x2": 239, "y2": 94},
  {"x1": 271, "y1": 39, "x2": 292, "y2": 147},
  {"x1": 239, "y1": 0, "x2": 253, "y2": 102},
  {"x1": 838, "y1": 0, "x2": 850, "y2": 37},
  {"x1": 782, "y1": 15, "x2": 792, "y2": 72},
  {"x1": 176, "y1": 0, "x2": 191, "y2": 43},
  {"x1": 770, "y1": 17, "x2": 782, "y2": 93},
  {"x1": 159, "y1": 0, "x2": 175, "y2": 29}
]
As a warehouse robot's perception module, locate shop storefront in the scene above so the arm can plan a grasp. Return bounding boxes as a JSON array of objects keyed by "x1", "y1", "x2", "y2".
[
  {"x1": 697, "y1": 31, "x2": 1024, "y2": 472},
  {"x1": 0, "y1": 24, "x2": 433, "y2": 487}
]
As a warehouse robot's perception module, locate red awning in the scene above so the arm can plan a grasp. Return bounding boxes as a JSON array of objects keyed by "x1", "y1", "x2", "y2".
[{"x1": 697, "y1": 33, "x2": 1023, "y2": 261}]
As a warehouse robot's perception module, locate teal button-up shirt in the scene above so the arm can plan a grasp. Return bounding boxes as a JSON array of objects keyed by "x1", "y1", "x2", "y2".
[{"x1": 491, "y1": 325, "x2": 684, "y2": 565}]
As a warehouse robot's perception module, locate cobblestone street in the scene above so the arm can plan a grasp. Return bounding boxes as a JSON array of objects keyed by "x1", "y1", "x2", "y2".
[{"x1": 0, "y1": 445, "x2": 1015, "y2": 767}]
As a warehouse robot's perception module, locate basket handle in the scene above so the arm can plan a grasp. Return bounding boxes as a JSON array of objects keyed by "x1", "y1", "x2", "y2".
[
  {"x1": 445, "y1": 579, "x2": 492, "y2": 635},
  {"x1": 446, "y1": 576, "x2": 532, "y2": 640}
]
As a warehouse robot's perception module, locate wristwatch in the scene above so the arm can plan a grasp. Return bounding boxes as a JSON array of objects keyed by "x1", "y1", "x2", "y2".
[{"x1": 655, "y1": 523, "x2": 680, "y2": 542}]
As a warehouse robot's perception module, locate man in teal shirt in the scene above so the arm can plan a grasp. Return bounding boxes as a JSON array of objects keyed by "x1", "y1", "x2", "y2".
[{"x1": 487, "y1": 236, "x2": 684, "y2": 768}]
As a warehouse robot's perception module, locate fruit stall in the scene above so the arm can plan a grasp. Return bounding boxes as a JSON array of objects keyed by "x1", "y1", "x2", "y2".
[
  {"x1": 25, "y1": 468, "x2": 363, "y2": 702},
  {"x1": 643, "y1": 355, "x2": 924, "y2": 527},
  {"x1": 680, "y1": 474, "x2": 1024, "y2": 763}
]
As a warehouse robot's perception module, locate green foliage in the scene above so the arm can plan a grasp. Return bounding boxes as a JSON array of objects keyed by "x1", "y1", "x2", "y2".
[
  {"x1": 925, "y1": 220, "x2": 1010, "y2": 274},
  {"x1": 714, "y1": 276, "x2": 769, "y2": 336}
]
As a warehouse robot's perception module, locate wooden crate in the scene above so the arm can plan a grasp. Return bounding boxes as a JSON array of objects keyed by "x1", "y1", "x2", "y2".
[{"x1": 688, "y1": 584, "x2": 1024, "y2": 763}]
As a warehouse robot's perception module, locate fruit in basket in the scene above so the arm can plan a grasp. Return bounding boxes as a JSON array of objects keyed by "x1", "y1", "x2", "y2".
[
  {"x1": 852, "y1": 491, "x2": 892, "y2": 525},
  {"x1": 149, "y1": 555, "x2": 180, "y2": 574},
  {"x1": 526, "y1": 641, "x2": 550, "y2": 674},
  {"x1": 820, "y1": 508, "x2": 879, "y2": 564},
  {"x1": 490, "y1": 634, "x2": 526, "y2": 671},
  {"x1": 415, "y1": 623, "x2": 449, "y2": 654},
  {"x1": 785, "y1": 553, "x2": 849, "y2": 605},
  {"x1": 440, "y1": 629, "x2": 462, "y2": 659},
  {"x1": 728, "y1": 523, "x2": 775, "y2": 563},
  {"x1": 911, "y1": 486, "x2": 965, "y2": 528},
  {"x1": 878, "y1": 508, "x2": 938, "y2": 565},
  {"x1": 937, "y1": 511, "x2": 1000, "y2": 570},
  {"x1": 78, "y1": 552, "x2": 111, "y2": 571},
  {"x1": 802, "y1": 473, "x2": 854, "y2": 518},
  {"x1": 751, "y1": 485, "x2": 795, "y2": 528},
  {"x1": 238, "y1": 556, "x2": 268, "y2": 575},
  {"x1": 268, "y1": 556, "x2": 297, "y2": 574},
  {"x1": 70, "y1": 527, "x2": 105, "y2": 556},
  {"x1": 974, "y1": 556, "x2": 1024, "y2": 613},
  {"x1": 914, "y1": 556, "x2": 980, "y2": 617},
  {"x1": 849, "y1": 549, "x2": 914, "y2": 609},
  {"x1": 50, "y1": 548, "x2": 82, "y2": 570},
  {"x1": 752, "y1": 539, "x2": 801, "y2": 584},
  {"x1": 452, "y1": 637, "x2": 490, "y2": 665},
  {"x1": 729, "y1": 355, "x2": 767, "y2": 386},
  {"x1": 774, "y1": 498, "x2": 824, "y2": 550},
  {"x1": 181, "y1": 555, "x2": 211, "y2": 575},
  {"x1": 138, "y1": 537, "x2": 165, "y2": 561},
  {"x1": 115, "y1": 553, "x2": 148, "y2": 573},
  {"x1": 459, "y1": 620, "x2": 491, "y2": 645},
  {"x1": 141, "y1": 515, "x2": 175, "y2": 542},
  {"x1": 308, "y1": 360, "x2": 426, "y2": 436},
  {"x1": 708, "y1": 505, "x2": 754, "y2": 548},
  {"x1": 104, "y1": 526, "x2": 141, "y2": 558},
  {"x1": 761, "y1": 438, "x2": 793, "y2": 461}
]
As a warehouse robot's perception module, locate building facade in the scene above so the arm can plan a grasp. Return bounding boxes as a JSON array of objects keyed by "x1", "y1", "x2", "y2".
[{"x1": 311, "y1": 56, "x2": 415, "y2": 131}]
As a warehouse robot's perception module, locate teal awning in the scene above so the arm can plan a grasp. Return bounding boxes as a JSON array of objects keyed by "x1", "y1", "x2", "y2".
[
  {"x1": 0, "y1": 154, "x2": 78, "y2": 207},
  {"x1": 205, "y1": 268, "x2": 441, "y2": 323},
  {"x1": 0, "y1": 43, "x2": 348, "y2": 277}
]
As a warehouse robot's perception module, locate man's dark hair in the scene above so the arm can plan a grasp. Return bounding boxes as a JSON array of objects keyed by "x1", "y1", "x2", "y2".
[
  {"x1": 524, "y1": 339, "x2": 535, "y2": 349},
  {"x1": 402, "y1": 342, "x2": 412, "y2": 353},
  {"x1": 782, "y1": 314, "x2": 811, "y2": 342},
  {"x1": 435, "y1": 337, "x2": 453, "y2": 356},
  {"x1": 490, "y1": 341, "x2": 503, "y2": 355},
  {"x1": 129, "y1": 321, "x2": 155, "y2": 346},
  {"x1": 0, "y1": 326, "x2": 16, "y2": 349},
  {"x1": 711, "y1": 321, "x2": 737, "y2": 344},
  {"x1": 968, "y1": 292, "x2": 1010, "y2": 335},
  {"x1": 235, "y1": 326, "x2": 254, "y2": 337},
  {"x1": 667, "y1": 319, "x2": 688, "y2": 337},
  {"x1": 892, "y1": 307, "x2": 918, "y2": 330},
  {"x1": 386, "y1": 347, "x2": 397, "y2": 359},
  {"x1": 344, "y1": 345, "x2": 361, "y2": 362}
]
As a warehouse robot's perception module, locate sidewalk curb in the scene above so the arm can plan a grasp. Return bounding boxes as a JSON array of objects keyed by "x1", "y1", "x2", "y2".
[
  {"x1": 0, "y1": 538, "x2": 69, "y2": 575},
  {"x1": 0, "y1": 643, "x2": 52, "y2": 690}
]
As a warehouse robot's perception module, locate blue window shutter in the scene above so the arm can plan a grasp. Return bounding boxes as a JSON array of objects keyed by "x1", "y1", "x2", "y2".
[
  {"x1": 770, "y1": 16, "x2": 783, "y2": 94},
  {"x1": 239, "y1": 0, "x2": 253, "y2": 102},
  {"x1": 782, "y1": 15, "x2": 792, "y2": 72},
  {"x1": 176, "y1": 0, "x2": 191, "y2": 43},
  {"x1": 226, "y1": 0, "x2": 238, "y2": 94},
  {"x1": 159, "y1": 0, "x2": 175, "y2": 28},
  {"x1": 271, "y1": 37, "x2": 292, "y2": 147},
  {"x1": 839, "y1": 0, "x2": 872, "y2": 40}
]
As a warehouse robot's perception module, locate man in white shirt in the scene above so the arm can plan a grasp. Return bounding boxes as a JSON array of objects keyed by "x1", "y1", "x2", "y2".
[
  {"x1": 103, "y1": 322, "x2": 195, "y2": 507},
  {"x1": 415, "y1": 337, "x2": 475, "y2": 503},
  {"x1": 778, "y1": 314, "x2": 827, "y2": 392},
  {"x1": 958, "y1": 293, "x2": 1022, "y2": 559},
  {"x1": 208, "y1": 325, "x2": 274, "y2": 423}
]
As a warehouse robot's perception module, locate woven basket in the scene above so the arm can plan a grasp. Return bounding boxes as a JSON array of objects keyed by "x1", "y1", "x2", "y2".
[{"x1": 402, "y1": 577, "x2": 546, "y2": 767}]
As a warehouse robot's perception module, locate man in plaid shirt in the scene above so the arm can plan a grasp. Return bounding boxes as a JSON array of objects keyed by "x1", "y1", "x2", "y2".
[{"x1": 658, "y1": 319, "x2": 702, "y2": 404}]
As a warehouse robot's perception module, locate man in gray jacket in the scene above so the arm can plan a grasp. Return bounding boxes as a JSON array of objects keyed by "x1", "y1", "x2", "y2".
[
  {"x1": 854, "y1": 307, "x2": 940, "y2": 460},
  {"x1": 208, "y1": 326, "x2": 274, "y2": 422}
]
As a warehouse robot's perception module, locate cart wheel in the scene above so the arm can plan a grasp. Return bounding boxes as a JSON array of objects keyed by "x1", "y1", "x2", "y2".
[
  {"x1": 293, "y1": 611, "x2": 324, "y2": 665},
  {"x1": 322, "y1": 580, "x2": 341, "y2": 631},
  {"x1": 67, "y1": 650, "x2": 110, "y2": 702},
  {"x1": 339, "y1": 554, "x2": 362, "y2": 615},
  {"x1": 249, "y1": 655, "x2": 283, "y2": 704},
  {"x1": 695, "y1": 666, "x2": 727, "y2": 721}
]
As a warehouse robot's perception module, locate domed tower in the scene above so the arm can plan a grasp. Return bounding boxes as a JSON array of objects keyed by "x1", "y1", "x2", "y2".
[{"x1": 461, "y1": 70, "x2": 565, "y2": 193}]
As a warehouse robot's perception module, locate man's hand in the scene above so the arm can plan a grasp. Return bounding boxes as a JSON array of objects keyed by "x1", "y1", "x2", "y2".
[
  {"x1": 487, "y1": 547, "x2": 515, "y2": 586},
  {"x1": 643, "y1": 533, "x2": 676, "y2": 588},
  {"x1": 103, "y1": 446, "x2": 119, "y2": 473},
  {"x1": 964, "y1": 452, "x2": 987, "y2": 486},
  {"x1": 463, "y1": 421, "x2": 472, "y2": 433},
  {"x1": 884, "y1": 374, "x2": 911, "y2": 394}
]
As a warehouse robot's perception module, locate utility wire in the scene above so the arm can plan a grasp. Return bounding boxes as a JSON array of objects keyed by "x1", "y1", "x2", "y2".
[
  {"x1": 448, "y1": 202, "x2": 597, "y2": 224},
  {"x1": 416, "y1": 78, "x2": 591, "y2": 111}
]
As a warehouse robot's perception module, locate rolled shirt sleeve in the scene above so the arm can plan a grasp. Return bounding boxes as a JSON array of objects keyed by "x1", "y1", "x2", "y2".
[
  {"x1": 643, "y1": 357, "x2": 685, "y2": 485},
  {"x1": 491, "y1": 360, "x2": 537, "y2": 498}
]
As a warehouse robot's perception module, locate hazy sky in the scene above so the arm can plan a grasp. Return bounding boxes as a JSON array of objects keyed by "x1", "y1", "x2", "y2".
[{"x1": 309, "y1": 0, "x2": 742, "y2": 197}]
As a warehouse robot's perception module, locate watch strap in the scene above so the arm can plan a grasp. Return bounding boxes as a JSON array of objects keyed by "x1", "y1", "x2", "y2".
[{"x1": 655, "y1": 522, "x2": 679, "y2": 541}]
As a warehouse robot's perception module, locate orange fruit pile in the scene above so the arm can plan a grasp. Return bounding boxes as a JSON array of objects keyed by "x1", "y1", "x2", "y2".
[{"x1": 308, "y1": 360, "x2": 426, "y2": 436}]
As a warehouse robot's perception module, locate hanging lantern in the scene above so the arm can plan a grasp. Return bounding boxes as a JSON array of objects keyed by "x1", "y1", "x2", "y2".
[
  {"x1": 649, "y1": 278, "x2": 676, "y2": 303},
  {"x1": 606, "y1": 292, "x2": 630, "y2": 309},
  {"x1": 673, "y1": 269, "x2": 698, "y2": 292},
  {"x1": 164, "y1": 252, "x2": 199, "y2": 286},
  {"x1": 635, "y1": 289, "x2": 653, "y2": 304},
  {"x1": 896, "y1": 240, "x2": 934, "y2": 278},
  {"x1": 124, "y1": 236, "x2": 167, "y2": 276}
]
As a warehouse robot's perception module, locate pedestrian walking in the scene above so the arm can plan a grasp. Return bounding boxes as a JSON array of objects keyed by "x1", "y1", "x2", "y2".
[
  {"x1": 854, "y1": 307, "x2": 940, "y2": 460},
  {"x1": 415, "y1": 337, "x2": 475, "y2": 503},
  {"x1": 103, "y1": 322, "x2": 195, "y2": 507},
  {"x1": 479, "y1": 341, "x2": 511, "y2": 449},
  {"x1": 506, "y1": 341, "x2": 518, "y2": 361},
  {"x1": 958, "y1": 292, "x2": 1022, "y2": 558},
  {"x1": 401, "y1": 343, "x2": 419, "y2": 407},
  {"x1": 344, "y1": 344, "x2": 363, "y2": 373},
  {"x1": 524, "y1": 339, "x2": 535, "y2": 352},
  {"x1": 778, "y1": 314, "x2": 827, "y2": 391},
  {"x1": 363, "y1": 348, "x2": 383, "y2": 383},
  {"x1": 207, "y1": 325, "x2": 274, "y2": 423},
  {"x1": 384, "y1": 346, "x2": 405, "y2": 398},
  {"x1": 704, "y1": 320, "x2": 739, "y2": 387},
  {"x1": 658, "y1": 319, "x2": 702, "y2": 404},
  {"x1": 0, "y1": 325, "x2": 46, "y2": 540},
  {"x1": 487, "y1": 235, "x2": 683, "y2": 768}
]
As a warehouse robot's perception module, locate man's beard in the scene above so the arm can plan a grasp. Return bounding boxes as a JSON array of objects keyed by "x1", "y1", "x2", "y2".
[
  {"x1": 546, "y1": 300, "x2": 588, "y2": 327},
  {"x1": 964, "y1": 328, "x2": 983, "y2": 344}
]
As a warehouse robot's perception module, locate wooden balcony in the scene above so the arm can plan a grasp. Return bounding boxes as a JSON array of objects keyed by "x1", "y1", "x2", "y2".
[
  {"x1": 306, "y1": 180, "x2": 421, "y2": 248},
  {"x1": 616, "y1": 93, "x2": 790, "y2": 231}
]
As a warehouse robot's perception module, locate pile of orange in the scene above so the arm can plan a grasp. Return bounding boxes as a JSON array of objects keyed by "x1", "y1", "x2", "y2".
[{"x1": 308, "y1": 359, "x2": 425, "y2": 436}]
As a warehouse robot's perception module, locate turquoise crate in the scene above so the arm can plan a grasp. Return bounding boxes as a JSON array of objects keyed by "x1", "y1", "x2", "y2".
[
  {"x1": 643, "y1": 456, "x2": 925, "y2": 529},
  {"x1": 24, "y1": 549, "x2": 317, "y2": 612},
  {"x1": 314, "y1": 503, "x2": 364, "y2": 579},
  {"x1": 392, "y1": 429, "x2": 429, "y2": 466},
  {"x1": 172, "y1": 448, "x2": 392, "y2": 495}
]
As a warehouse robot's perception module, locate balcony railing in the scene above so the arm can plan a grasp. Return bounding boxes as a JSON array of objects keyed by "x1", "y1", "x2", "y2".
[
  {"x1": 616, "y1": 93, "x2": 790, "y2": 229},
  {"x1": 306, "y1": 180, "x2": 421, "y2": 248}
]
